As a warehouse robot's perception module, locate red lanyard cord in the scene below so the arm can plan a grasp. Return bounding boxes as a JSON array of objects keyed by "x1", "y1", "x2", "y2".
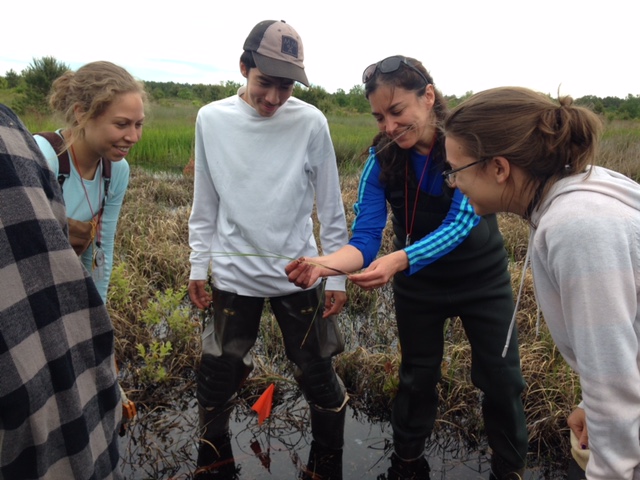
[
  {"x1": 404, "y1": 137, "x2": 436, "y2": 247},
  {"x1": 70, "y1": 145, "x2": 103, "y2": 246}
]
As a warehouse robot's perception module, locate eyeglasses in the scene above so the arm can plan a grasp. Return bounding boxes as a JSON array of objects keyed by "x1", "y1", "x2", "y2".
[
  {"x1": 442, "y1": 158, "x2": 489, "y2": 188},
  {"x1": 362, "y1": 55, "x2": 430, "y2": 86}
]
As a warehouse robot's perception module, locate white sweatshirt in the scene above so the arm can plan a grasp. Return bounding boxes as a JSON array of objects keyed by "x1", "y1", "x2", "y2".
[
  {"x1": 188, "y1": 93, "x2": 348, "y2": 297},
  {"x1": 530, "y1": 166, "x2": 640, "y2": 479}
]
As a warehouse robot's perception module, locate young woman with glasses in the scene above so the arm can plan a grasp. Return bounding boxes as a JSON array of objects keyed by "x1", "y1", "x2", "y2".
[
  {"x1": 444, "y1": 86, "x2": 640, "y2": 479},
  {"x1": 286, "y1": 56, "x2": 528, "y2": 479}
]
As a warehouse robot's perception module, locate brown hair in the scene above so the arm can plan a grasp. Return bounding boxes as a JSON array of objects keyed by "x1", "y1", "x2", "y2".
[
  {"x1": 49, "y1": 61, "x2": 147, "y2": 147},
  {"x1": 444, "y1": 86, "x2": 603, "y2": 218},
  {"x1": 364, "y1": 57, "x2": 448, "y2": 186},
  {"x1": 240, "y1": 51, "x2": 257, "y2": 72}
]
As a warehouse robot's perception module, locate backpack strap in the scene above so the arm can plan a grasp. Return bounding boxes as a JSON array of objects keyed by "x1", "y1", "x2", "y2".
[
  {"x1": 102, "y1": 157, "x2": 111, "y2": 202},
  {"x1": 35, "y1": 131, "x2": 111, "y2": 201},
  {"x1": 35, "y1": 131, "x2": 70, "y2": 188}
]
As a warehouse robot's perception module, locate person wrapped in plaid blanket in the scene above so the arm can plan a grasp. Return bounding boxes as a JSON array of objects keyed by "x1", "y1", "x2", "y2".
[{"x1": 0, "y1": 104, "x2": 122, "y2": 479}]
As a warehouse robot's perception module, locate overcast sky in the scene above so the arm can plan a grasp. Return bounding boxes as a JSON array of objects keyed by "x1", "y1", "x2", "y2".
[{"x1": 3, "y1": 0, "x2": 638, "y2": 99}]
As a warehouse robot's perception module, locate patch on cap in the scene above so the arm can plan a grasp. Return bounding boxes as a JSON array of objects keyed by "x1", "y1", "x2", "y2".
[
  {"x1": 280, "y1": 35, "x2": 299, "y2": 59},
  {"x1": 243, "y1": 20, "x2": 309, "y2": 87}
]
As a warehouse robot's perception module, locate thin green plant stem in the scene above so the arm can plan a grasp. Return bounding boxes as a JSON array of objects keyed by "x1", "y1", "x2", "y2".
[
  {"x1": 198, "y1": 249, "x2": 352, "y2": 276},
  {"x1": 201, "y1": 250, "x2": 293, "y2": 261},
  {"x1": 244, "y1": 244, "x2": 353, "y2": 277},
  {"x1": 299, "y1": 280, "x2": 328, "y2": 349}
]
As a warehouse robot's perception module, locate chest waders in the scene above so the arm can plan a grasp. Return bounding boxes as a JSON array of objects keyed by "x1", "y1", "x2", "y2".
[
  {"x1": 384, "y1": 174, "x2": 528, "y2": 479},
  {"x1": 194, "y1": 283, "x2": 348, "y2": 478}
]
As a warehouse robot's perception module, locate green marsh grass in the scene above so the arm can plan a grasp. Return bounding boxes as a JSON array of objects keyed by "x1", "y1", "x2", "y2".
[
  {"x1": 19, "y1": 112, "x2": 58, "y2": 133},
  {"x1": 599, "y1": 119, "x2": 640, "y2": 180},
  {"x1": 20, "y1": 100, "x2": 377, "y2": 174},
  {"x1": 126, "y1": 101, "x2": 198, "y2": 172},
  {"x1": 327, "y1": 112, "x2": 378, "y2": 174}
]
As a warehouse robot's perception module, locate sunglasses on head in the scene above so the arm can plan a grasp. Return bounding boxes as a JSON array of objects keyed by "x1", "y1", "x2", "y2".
[{"x1": 362, "y1": 55, "x2": 431, "y2": 86}]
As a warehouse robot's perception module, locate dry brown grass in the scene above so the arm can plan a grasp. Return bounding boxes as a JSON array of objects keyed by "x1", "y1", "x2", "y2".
[{"x1": 109, "y1": 170, "x2": 196, "y2": 395}]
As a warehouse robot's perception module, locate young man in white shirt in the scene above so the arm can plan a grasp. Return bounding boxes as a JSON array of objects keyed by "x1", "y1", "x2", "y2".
[{"x1": 188, "y1": 19, "x2": 349, "y2": 478}]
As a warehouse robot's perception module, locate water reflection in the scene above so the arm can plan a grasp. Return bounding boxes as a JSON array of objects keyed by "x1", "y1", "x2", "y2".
[{"x1": 119, "y1": 396, "x2": 564, "y2": 479}]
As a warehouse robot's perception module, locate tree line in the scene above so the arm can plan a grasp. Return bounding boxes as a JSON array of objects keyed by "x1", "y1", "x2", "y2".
[{"x1": 2, "y1": 56, "x2": 639, "y2": 120}]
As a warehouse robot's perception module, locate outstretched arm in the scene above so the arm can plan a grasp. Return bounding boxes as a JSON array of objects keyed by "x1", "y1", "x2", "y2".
[
  {"x1": 347, "y1": 250, "x2": 409, "y2": 290},
  {"x1": 285, "y1": 245, "x2": 365, "y2": 289}
]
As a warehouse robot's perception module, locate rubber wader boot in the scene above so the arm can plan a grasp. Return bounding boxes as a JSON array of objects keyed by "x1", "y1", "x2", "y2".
[
  {"x1": 195, "y1": 404, "x2": 236, "y2": 478},
  {"x1": 300, "y1": 441, "x2": 343, "y2": 480},
  {"x1": 387, "y1": 452, "x2": 431, "y2": 480},
  {"x1": 489, "y1": 454, "x2": 525, "y2": 480},
  {"x1": 568, "y1": 457, "x2": 586, "y2": 480},
  {"x1": 309, "y1": 402, "x2": 346, "y2": 449},
  {"x1": 193, "y1": 434, "x2": 238, "y2": 479},
  {"x1": 301, "y1": 402, "x2": 346, "y2": 479},
  {"x1": 393, "y1": 439, "x2": 426, "y2": 463}
]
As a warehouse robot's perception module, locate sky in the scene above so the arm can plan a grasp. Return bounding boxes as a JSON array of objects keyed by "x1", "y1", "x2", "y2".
[{"x1": 3, "y1": 0, "x2": 639, "y2": 99}]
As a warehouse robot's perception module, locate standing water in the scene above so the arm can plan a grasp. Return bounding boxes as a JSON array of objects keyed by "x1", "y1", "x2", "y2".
[
  {"x1": 118, "y1": 285, "x2": 573, "y2": 479},
  {"x1": 119, "y1": 393, "x2": 565, "y2": 479}
]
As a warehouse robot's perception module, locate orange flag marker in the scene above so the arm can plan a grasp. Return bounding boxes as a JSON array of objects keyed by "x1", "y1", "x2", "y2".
[{"x1": 251, "y1": 383, "x2": 275, "y2": 425}]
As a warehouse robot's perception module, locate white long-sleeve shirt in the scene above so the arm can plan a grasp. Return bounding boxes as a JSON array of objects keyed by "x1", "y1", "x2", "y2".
[
  {"x1": 530, "y1": 166, "x2": 640, "y2": 479},
  {"x1": 189, "y1": 93, "x2": 347, "y2": 297}
]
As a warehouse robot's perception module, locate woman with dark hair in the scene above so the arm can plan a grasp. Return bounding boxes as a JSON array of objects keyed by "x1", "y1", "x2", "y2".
[
  {"x1": 444, "y1": 86, "x2": 640, "y2": 479},
  {"x1": 286, "y1": 56, "x2": 528, "y2": 479}
]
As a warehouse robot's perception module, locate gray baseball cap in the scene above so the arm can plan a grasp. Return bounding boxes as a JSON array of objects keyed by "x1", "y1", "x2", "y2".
[{"x1": 243, "y1": 20, "x2": 309, "y2": 87}]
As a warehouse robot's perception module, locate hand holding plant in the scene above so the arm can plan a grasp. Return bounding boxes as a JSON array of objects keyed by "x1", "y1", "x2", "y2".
[
  {"x1": 285, "y1": 257, "x2": 324, "y2": 289},
  {"x1": 348, "y1": 250, "x2": 409, "y2": 290}
]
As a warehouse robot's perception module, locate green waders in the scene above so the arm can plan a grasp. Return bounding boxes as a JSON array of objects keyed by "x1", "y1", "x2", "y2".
[{"x1": 195, "y1": 284, "x2": 347, "y2": 478}]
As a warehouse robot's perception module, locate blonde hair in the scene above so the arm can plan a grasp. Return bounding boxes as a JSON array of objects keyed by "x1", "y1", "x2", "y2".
[
  {"x1": 444, "y1": 86, "x2": 603, "y2": 217},
  {"x1": 49, "y1": 61, "x2": 147, "y2": 146}
]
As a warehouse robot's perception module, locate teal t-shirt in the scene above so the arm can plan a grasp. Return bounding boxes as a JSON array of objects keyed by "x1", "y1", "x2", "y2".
[{"x1": 35, "y1": 132, "x2": 130, "y2": 303}]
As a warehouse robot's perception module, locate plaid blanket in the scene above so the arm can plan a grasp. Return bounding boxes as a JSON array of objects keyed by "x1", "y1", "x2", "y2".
[{"x1": 0, "y1": 104, "x2": 122, "y2": 479}]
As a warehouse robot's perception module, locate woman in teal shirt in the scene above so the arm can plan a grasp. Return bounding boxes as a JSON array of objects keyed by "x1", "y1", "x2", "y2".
[{"x1": 35, "y1": 60, "x2": 146, "y2": 302}]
